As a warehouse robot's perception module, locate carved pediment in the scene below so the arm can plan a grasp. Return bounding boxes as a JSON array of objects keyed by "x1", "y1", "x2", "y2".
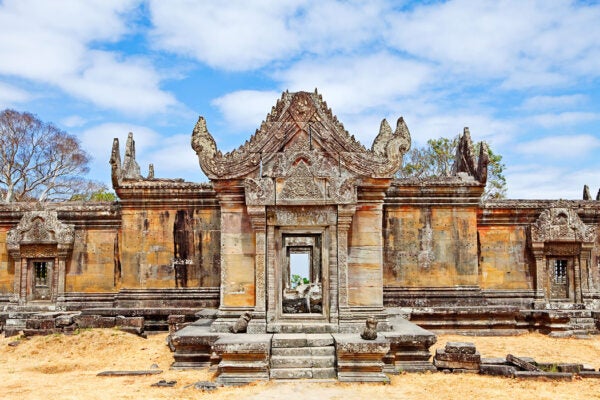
[
  {"x1": 193, "y1": 90, "x2": 411, "y2": 180},
  {"x1": 7, "y1": 211, "x2": 75, "y2": 255},
  {"x1": 530, "y1": 206, "x2": 596, "y2": 243}
]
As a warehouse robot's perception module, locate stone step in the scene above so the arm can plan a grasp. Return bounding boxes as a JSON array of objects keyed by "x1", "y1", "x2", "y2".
[
  {"x1": 271, "y1": 333, "x2": 334, "y2": 348},
  {"x1": 271, "y1": 355, "x2": 335, "y2": 369},
  {"x1": 269, "y1": 367, "x2": 336, "y2": 380},
  {"x1": 271, "y1": 346, "x2": 335, "y2": 357}
]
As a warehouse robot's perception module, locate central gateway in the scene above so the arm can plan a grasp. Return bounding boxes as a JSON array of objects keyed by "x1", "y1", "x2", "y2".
[{"x1": 192, "y1": 91, "x2": 410, "y2": 333}]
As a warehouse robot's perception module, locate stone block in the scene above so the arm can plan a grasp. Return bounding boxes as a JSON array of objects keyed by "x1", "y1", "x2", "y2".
[
  {"x1": 272, "y1": 333, "x2": 307, "y2": 348},
  {"x1": 435, "y1": 349, "x2": 481, "y2": 363},
  {"x1": 433, "y1": 359, "x2": 480, "y2": 370},
  {"x1": 55, "y1": 314, "x2": 76, "y2": 327},
  {"x1": 74, "y1": 315, "x2": 116, "y2": 329},
  {"x1": 579, "y1": 371, "x2": 600, "y2": 378},
  {"x1": 480, "y1": 364, "x2": 517, "y2": 377},
  {"x1": 514, "y1": 371, "x2": 573, "y2": 381},
  {"x1": 506, "y1": 354, "x2": 540, "y2": 372},
  {"x1": 557, "y1": 363, "x2": 583, "y2": 373},
  {"x1": 270, "y1": 368, "x2": 312, "y2": 379},
  {"x1": 306, "y1": 334, "x2": 334, "y2": 347},
  {"x1": 445, "y1": 341, "x2": 477, "y2": 354},
  {"x1": 312, "y1": 367, "x2": 337, "y2": 379},
  {"x1": 116, "y1": 316, "x2": 144, "y2": 328}
]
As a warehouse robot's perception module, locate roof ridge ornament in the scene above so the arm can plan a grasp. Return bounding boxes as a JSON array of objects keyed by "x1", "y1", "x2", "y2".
[{"x1": 192, "y1": 90, "x2": 412, "y2": 180}]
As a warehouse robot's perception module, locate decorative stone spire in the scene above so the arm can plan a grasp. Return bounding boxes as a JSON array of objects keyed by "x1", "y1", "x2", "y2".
[
  {"x1": 452, "y1": 127, "x2": 489, "y2": 184},
  {"x1": 583, "y1": 184, "x2": 592, "y2": 200},
  {"x1": 121, "y1": 132, "x2": 142, "y2": 180}
]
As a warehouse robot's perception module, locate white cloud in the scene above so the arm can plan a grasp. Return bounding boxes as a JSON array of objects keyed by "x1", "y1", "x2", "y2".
[
  {"x1": 529, "y1": 112, "x2": 599, "y2": 128},
  {"x1": 0, "y1": 81, "x2": 31, "y2": 107},
  {"x1": 521, "y1": 94, "x2": 587, "y2": 111},
  {"x1": 149, "y1": 0, "x2": 301, "y2": 71},
  {"x1": 515, "y1": 134, "x2": 600, "y2": 159},
  {"x1": 212, "y1": 90, "x2": 281, "y2": 133},
  {"x1": 275, "y1": 52, "x2": 431, "y2": 114},
  {"x1": 0, "y1": 0, "x2": 177, "y2": 115},
  {"x1": 507, "y1": 164, "x2": 599, "y2": 199},
  {"x1": 387, "y1": 0, "x2": 600, "y2": 88},
  {"x1": 60, "y1": 115, "x2": 88, "y2": 128}
]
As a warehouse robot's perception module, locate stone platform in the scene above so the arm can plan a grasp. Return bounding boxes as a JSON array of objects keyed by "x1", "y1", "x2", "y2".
[{"x1": 168, "y1": 317, "x2": 438, "y2": 385}]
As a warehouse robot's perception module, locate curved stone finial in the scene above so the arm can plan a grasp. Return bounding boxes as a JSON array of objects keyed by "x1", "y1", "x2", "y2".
[
  {"x1": 583, "y1": 184, "x2": 592, "y2": 200},
  {"x1": 109, "y1": 138, "x2": 121, "y2": 188},
  {"x1": 191, "y1": 116, "x2": 219, "y2": 177},
  {"x1": 371, "y1": 119, "x2": 393, "y2": 156},
  {"x1": 389, "y1": 117, "x2": 411, "y2": 160}
]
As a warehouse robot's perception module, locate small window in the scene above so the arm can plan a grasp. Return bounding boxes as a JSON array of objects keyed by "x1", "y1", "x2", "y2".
[
  {"x1": 34, "y1": 262, "x2": 48, "y2": 287},
  {"x1": 554, "y1": 260, "x2": 567, "y2": 284}
]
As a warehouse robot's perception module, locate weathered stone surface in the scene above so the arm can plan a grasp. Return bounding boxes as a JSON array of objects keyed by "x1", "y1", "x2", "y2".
[
  {"x1": 506, "y1": 354, "x2": 541, "y2": 372},
  {"x1": 514, "y1": 371, "x2": 573, "y2": 381},
  {"x1": 479, "y1": 364, "x2": 517, "y2": 377},
  {"x1": 435, "y1": 349, "x2": 481, "y2": 363},
  {"x1": 334, "y1": 334, "x2": 390, "y2": 383},
  {"x1": 445, "y1": 342, "x2": 477, "y2": 355}
]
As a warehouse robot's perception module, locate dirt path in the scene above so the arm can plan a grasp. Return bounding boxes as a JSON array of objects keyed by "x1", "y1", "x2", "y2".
[{"x1": 2, "y1": 330, "x2": 600, "y2": 400}]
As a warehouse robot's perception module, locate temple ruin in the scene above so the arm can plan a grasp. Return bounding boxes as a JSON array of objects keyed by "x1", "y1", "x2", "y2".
[{"x1": 1, "y1": 90, "x2": 600, "y2": 383}]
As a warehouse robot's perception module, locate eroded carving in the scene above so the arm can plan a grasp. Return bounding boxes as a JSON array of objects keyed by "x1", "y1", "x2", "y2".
[
  {"x1": 360, "y1": 316, "x2": 378, "y2": 340},
  {"x1": 7, "y1": 211, "x2": 75, "y2": 257},
  {"x1": 452, "y1": 127, "x2": 489, "y2": 184},
  {"x1": 531, "y1": 205, "x2": 596, "y2": 243},
  {"x1": 229, "y1": 311, "x2": 252, "y2": 333}
]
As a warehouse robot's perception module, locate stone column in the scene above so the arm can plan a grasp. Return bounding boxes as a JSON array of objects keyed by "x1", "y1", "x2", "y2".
[
  {"x1": 531, "y1": 243, "x2": 546, "y2": 302},
  {"x1": 337, "y1": 205, "x2": 354, "y2": 311},
  {"x1": 573, "y1": 255, "x2": 582, "y2": 303},
  {"x1": 247, "y1": 205, "x2": 267, "y2": 333}
]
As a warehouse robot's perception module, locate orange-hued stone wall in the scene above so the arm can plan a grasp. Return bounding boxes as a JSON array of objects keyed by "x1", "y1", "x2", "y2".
[
  {"x1": 220, "y1": 204, "x2": 255, "y2": 307},
  {"x1": 0, "y1": 229, "x2": 12, "y2": 294},
  {"x1": 66, "y1": 228, "x2": 119, "y2": 292},
  {"x1": 348, "y1": 203, "x2": 383, "y2": 306},
  {"x1": 478, "y1": 225, "x2": 532, "y2": 289},
  {"x1": 383, "y1": 205, "x2": 479, "y2": 287},
  {"x1": 119, "y1": 207, "x2": 221, "y2": 289}
]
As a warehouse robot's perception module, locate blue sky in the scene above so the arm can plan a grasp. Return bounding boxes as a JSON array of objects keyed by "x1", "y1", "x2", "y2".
[{"x1": 1, "y1": 0, "x2": 599, "y2": 199}]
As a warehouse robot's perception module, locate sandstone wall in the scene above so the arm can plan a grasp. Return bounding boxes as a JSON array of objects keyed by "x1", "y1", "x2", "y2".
[
  {"x1": 383, "y1": 205, "x2": 479, "y2": 287},
  {"x1": 0, "y1": 228, "x2": 12, "y2": 295}
]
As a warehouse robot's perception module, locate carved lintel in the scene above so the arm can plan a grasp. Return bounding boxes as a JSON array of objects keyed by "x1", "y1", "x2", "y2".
[
  {"x1": 531, "y1": 205, "x2": 596, "y2": 244},
  {"x1": 7, "y1": 211, "x2": 75, "y2": 259},
  {"x1": 244, "y1": 178, "x2": 275, "y2": 206}
]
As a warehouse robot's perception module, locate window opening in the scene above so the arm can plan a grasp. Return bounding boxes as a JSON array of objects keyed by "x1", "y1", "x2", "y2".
[
  {"x1": 34, "y1": 261, "x2": 48, "y2": 287},
  {"x1": 554, "y1": 259, "x2": 567, "y2": 284}
]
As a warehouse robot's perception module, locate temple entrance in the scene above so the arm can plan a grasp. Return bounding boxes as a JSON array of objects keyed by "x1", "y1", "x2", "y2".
[
  {"x1": 29, "y1": 259, "x2": 53, "y2": 301},
  {"x1": 281, "y1": 234, "x2": 323, "y2": 314}
]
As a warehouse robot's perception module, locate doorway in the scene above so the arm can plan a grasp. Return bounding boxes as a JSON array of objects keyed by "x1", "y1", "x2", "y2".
[{"x1": 29, "y1": 259, "x2": 54, "y2": 301}]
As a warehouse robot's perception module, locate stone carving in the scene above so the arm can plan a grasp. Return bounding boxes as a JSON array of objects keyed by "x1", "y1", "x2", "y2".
[
  {"x1": 280, "y1": 161, "x2": 323, "y2": 200},
  {"x1": 7, "y1": 211, "x2": 75, "y2": 257},
  {"x1": 229, "y1": 311, "x2": 252, "y2": 333},
  {"x1": 191, "y1": 90, "x2": 411, "y2": 180},
  {"x1": 531, "y1": 205, "x2": 596, "y2": 243},
  {"x1": 360, "y1": 316, "x2": 378, "y2": 340},
  {"x1": 121, "y1": 132, "x2": 142, "y2": 180},
  {"x1": 452, "y1": 128, "x2": 489, "y2": 184},
  {"x1": 244, "y1": 177, "x2": 275, "y2": 205}
]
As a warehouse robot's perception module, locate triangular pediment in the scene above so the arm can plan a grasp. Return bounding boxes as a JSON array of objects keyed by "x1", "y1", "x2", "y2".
[
  {"x1": 531, "y1": 204, "x2": 596, "y2": 243},
  {"x1": 192, "y1": 90, "x2": 411, "y2": 180}
]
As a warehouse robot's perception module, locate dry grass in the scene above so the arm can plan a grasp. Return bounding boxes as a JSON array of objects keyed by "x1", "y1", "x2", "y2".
[{"x1": 1, "y1": 329, "x2": 600, "y2": 399}]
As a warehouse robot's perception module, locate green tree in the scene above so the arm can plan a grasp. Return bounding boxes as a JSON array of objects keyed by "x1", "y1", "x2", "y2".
[
  {"x1": 398, "y1": 135, "x2": 507, "y2": 200},
  {"x1": 69, "y1": 182, "x2": 117, "y2": 202}
]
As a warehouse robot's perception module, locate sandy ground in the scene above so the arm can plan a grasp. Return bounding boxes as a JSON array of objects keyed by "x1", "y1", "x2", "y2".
[{"x1": 2, "y1": 329, "x2": 600, "y2": 400}]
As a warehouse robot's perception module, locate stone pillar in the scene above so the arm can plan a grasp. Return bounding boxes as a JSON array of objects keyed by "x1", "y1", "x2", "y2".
[
  {"x1": 266, "y1": 225, "x2": 276, "y2": 326},
  {"x1": 337, "y1": 205, "x2": 354, "y2": 313},
  {"x1": 247, "y1": 205, "x2": 267, "y2": 333},
  {"x1": 531, "y1": 243, "x2": 546, "y2": 302},
  {"x1": 573, "y1": 255, "x2": 582, "y2": 303}
]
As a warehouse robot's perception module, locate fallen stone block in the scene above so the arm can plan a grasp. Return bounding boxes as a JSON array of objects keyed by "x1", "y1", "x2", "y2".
[
  {"x1": 445, "y1": 342, "x2": 477, "y2": 355},
  {"x1": 151, "y1": 379, "x2": 176, "y2": 387},
  {"x1": 578, "y1": 371, "x2": 600, "y2": 378},
  {"x1": 435, "y1": 349, "x2": 481, "y2": 363},
  {"x1": 97, "y1": 370, "x2": 163, "y2": 376},
  {"x1": 433, "y1": 358, "x2": 480, "y2": 370},
  {"x1": 514, "y1": 371, "x2": 573, "y2": 381},
  {"x1": 479, "y1": 364, "x2": 517, "y2": 377},
  {"x1": 557, "y1": 363, "x2": 583, "y2": 373},
  {"x1": 506, "y1": 354, "x2": 541, "y2": 371}
]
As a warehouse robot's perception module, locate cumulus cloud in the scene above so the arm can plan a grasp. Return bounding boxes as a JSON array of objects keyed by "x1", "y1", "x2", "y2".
[
  {"x1": 515, "y1": 134, "x2": 600, "y2": 159},
  {"x1": 0, "y1": 81, "x2": 31, "y2": 107},
  {"x1": 507, "y1": 165, "x2": 599, "y2": 199},
  {"x1": 387, "y1": 0, "x2": 600, "y2": 88},
  {"x1": 521, "y1": 94, "x2": 588, "y2": 111},
  {"x1": 0, "y1": 0, "x2": 177, "y2": 115},
  {"x1": 529, "y1": 112, "x2": 599, "y2": 128},
  {"x1": 211, "y1": 90, "x2": 282, "y2": 133}
]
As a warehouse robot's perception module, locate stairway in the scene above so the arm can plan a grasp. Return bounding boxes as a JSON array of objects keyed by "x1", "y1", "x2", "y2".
[{"x1": 269, "y1": 333, "x2": 337, "y2": 380}]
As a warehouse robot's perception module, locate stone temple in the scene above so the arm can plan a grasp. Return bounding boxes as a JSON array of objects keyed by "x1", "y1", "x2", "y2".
[{"x1": 1, "y1": 91, "x2": 600, "y2": 383}]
